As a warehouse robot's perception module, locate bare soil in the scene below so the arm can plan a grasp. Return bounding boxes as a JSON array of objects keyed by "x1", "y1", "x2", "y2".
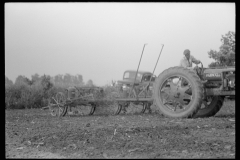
[{"x1": 5, "y1": 100, "x2": 235, "y2": 158}]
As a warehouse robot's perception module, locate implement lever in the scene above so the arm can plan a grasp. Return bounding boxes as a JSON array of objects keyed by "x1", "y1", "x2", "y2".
[{"x1": 129, "y1": 43, "x2": 148, "y2": 98}]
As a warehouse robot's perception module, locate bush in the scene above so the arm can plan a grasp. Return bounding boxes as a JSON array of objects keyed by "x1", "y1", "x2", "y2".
[{"x1": 5, "y1": 76, "x2": 64, "y2": 109}]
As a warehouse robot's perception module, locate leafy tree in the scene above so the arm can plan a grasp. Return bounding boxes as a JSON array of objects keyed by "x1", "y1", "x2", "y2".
[
  {"x1": 77, "y1": 74, "x2": 84, "y2": 85},
  {"x1": 5, "y1": 84, "x2": 14, "y2": 108},
  {"x1": 73, "y1": 74, "x2": 84, "y2": 86},
  {"x1": 63, "y1": 73, "x2": 73, "y2": 87},
  {"x1": 41, "y1": 74, "x2": 53, "y2": 93},
  {"x1": 31, "y1": 73, "x2": 41, "y2": 84},
  {"x1": 9, "y1": 83, "x2": 30, "y2": 109},
  {"x1": 25, "y1": 77, "x2": 34, "y2": 86},
  {"x1": 15, "y1": 75, "x2": 28, "y2": 86},
  {"x1": 86, "y1": 79, "x2": 94, "y2": 87},
  {"x1": 54, "y1": 74, "x2": 64, "y2": 86},
  {"x1": 5, "y1": 76, "x2": 13, "y2": 88},
  {"x1": 208, "y1": 31, "x2": 235, "y2": 67}
]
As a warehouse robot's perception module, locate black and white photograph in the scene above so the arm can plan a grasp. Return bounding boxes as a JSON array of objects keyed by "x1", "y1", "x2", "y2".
[{"x1": 5, "y1": 2, "x2": 235, "y2": 158}]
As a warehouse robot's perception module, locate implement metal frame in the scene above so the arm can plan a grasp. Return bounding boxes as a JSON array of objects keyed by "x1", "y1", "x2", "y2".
[{"x1": 116, "y1": 44, "x2": 164, "y2": 103}]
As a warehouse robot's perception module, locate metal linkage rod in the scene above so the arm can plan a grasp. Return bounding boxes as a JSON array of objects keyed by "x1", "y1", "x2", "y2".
[
  {"x1": 149, "y1": 44, "x2": 164, "y2": 82},
  {"x1": 129, "y1": 43, "x2": 148, "y2": 98},
  {"x1": 152, "y1": 44, "x2": 164, "y2": 76},
  {"x1": 137, "y1": 44, "x2": 164, "y2": 98}
]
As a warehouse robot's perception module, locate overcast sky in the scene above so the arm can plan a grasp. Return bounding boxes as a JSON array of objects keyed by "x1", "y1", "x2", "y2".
[{"x1": 5, "y1": 3, "x2": 235, "y2": 86}]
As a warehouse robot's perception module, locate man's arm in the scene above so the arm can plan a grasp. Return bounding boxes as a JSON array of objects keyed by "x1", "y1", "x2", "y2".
[{"x1": 191, "y1": 55, "x2": 201, "y2": 64}]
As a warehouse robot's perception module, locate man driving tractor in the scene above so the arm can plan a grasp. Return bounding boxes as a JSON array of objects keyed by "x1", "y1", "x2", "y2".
[
  {"x1": 179, "y1": 49, "x2": 207, "y2": 85},
  {"x1": 180, "y1": 49, "x2": 201, "y2": 68}
]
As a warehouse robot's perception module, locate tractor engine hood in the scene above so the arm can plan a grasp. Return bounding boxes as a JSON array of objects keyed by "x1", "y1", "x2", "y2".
[{"x1": 202, "y1": 67, "x2": 235, "y2": 81}]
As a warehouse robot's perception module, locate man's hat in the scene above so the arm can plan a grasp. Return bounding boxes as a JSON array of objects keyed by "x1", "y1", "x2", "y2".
[{"x1": 183, "y1": 49, "x2": 190, "y2": 56}]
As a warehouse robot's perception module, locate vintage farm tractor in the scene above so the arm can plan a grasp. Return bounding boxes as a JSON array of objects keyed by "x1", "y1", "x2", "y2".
[
  {"x1": 44, "y1": 44, "x2": 235, "y2": 118},
  {"x1": 114, "y1": 44, "x2": 235, "y2": 118}
]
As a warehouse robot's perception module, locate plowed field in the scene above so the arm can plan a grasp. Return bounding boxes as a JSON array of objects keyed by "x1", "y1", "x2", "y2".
[{"x1": 5, "y1": 100, "x2": 235, "y2": 158}]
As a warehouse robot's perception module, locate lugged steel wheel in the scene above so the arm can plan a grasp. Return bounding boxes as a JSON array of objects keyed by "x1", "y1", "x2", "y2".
[
  {"x1": 49, "y1": 92, "x2": 67, "y2": 117},
  {"x1": 154, "y1": 67, "x2": 203, "y2": 118}
]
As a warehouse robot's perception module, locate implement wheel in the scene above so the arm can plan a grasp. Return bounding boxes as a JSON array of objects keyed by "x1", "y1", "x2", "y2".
[
  {"x1": 49, "y1": 92, "x2": 68, "y2": 117},
  {"x1": 153, "y1": 67, "x2": 203, "y2": 118}
]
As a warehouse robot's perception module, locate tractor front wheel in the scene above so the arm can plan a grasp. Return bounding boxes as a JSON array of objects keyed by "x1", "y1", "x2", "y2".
[{"x1": 153, "y1": 67, "x2": 204, "y2": 118}]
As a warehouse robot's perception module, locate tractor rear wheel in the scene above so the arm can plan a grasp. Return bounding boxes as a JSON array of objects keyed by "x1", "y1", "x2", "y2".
[
  {"x1": 153, "y1": 67, "x2": 204, "y2": 118},
  {"x1": 193, "y1": 96, "x2": 224, "y2": 118}
]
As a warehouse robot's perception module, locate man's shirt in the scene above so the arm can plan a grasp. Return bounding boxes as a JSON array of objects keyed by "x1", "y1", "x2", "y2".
[{"x1": 180, "y1": 55, "x2": 199, "y2": 67}]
